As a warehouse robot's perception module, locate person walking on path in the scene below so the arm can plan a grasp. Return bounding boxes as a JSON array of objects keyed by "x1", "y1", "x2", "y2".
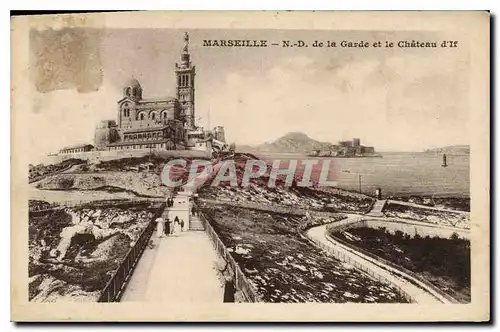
[
  {"x1": 173, "y1": 216, "x2": 180, "y2": 235},
  {"x1": 164, "y1": 218, "x2": 170, "y2": 236},
  {"x1": 168, "y1": 217, "x2": 174, "y2": 236}
]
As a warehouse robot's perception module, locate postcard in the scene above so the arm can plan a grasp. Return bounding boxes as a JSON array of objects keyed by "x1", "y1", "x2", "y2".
[{"x1": 11, "y1": 11, "x2": 490, "y2": 322}]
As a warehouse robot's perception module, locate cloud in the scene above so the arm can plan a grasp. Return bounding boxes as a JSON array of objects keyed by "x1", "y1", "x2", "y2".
[
  {"x1": 204, "y1": 52, "x2": 469, "y2": 152},
  {"x1": 29, "y1": 78, "x2": 121, "y2": 163}
]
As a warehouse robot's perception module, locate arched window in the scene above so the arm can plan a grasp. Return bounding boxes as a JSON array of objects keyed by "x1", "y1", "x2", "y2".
[
  {"x1": 126, "y1": 87, "x2": 132, "y2": 97},
  {"x1": 139, "y1": 112, "x2": 145, "y2": 121},
  {"x1": 151, "y1": 112, "x2": 156, "y2": 120},
  {"x1": 122, "y1": 103, "x2": 131, "y2": 118}
]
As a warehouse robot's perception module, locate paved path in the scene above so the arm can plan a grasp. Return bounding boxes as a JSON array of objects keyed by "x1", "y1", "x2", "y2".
[
  {"x1": 121, "y1": 231, "x2": 223, "y2": 303},
  {"x1": 306, "y1": 222, "x2": 449, "y2": 304}
]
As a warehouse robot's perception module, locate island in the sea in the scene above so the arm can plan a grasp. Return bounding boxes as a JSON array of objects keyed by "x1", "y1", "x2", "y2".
[
  {"x1": 424, "y1": 145, "x2": 470, "y2": 156},
  {"x1": 237, "y1": 132, "x2": 381, "y2": 158},
  {"x1": 309, "y1": 137, "x2": 381, "y2": 158}
]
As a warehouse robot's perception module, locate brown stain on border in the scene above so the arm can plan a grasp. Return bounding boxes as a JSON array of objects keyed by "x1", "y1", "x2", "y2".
[{"x1": 29, "y1": 14, "x2": 105, "y2": 96}]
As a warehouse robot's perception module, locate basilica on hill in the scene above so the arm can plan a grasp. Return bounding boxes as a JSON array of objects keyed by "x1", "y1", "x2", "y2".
[{"x1": 81, "y1": 32, "x2": 224, "y2": 154}]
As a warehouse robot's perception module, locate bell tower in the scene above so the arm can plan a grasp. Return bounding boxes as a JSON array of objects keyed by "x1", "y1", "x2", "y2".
[{"x1": 175, "y1": 32, "x2": 196, "y2": 129}]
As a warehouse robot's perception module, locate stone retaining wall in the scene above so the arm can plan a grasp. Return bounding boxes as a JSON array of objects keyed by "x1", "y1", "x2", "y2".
[{"x1": 43, "y1": 148, "x2": 210, "y2": 165}]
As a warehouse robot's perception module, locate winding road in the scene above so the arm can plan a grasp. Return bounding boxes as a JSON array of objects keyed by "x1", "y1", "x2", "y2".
[{"x1": 305, "y1": 213, "x2": 454, "y2": 304}]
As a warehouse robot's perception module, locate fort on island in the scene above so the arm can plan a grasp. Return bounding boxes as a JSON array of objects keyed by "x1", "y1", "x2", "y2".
[
  {"x1": 310, "y1": 138, "x2": 377, "y2": 157},
  {"x1": 57, "y1": 33, "x2": 226, "y2": 160}
]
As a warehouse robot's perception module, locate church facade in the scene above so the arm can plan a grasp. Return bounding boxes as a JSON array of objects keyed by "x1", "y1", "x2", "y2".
[{"x1": 94, "y1": 33, "x2": 201, "y2": 152}]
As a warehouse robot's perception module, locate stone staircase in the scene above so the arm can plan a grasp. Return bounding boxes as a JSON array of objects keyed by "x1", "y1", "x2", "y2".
[
  {"x1": 190, "y1": 215, "x2": 205, "y2": 231},
  {"x1": 367, "y1": 199, "x2": 387, "y2": 217}
]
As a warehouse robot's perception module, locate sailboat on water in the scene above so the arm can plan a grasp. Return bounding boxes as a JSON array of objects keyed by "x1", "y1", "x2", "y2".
[{"x1": 441, "y1": 154, "x2": 448, "y2": 167}]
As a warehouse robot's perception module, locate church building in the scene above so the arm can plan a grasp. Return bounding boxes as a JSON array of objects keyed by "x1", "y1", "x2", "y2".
[{"x1": 94, "y1": 32, "x2": 198, "y2": 151}]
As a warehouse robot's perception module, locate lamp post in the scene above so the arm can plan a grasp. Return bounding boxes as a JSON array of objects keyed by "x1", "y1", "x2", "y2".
[{"x1": 358, "y1": 174, "x2": 362, "y2": 194}]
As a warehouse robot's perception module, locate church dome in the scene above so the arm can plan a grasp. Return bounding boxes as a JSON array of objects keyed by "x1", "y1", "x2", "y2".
[
  {"x1": 125, "y1": 77, "x2": 142, "y2": 89},
  {"x1": 123, "y1": 77, "x2": 142, "y2": 100}
]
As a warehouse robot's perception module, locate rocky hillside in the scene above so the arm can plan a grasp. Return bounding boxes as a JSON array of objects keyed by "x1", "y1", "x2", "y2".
[
  {"x1": 198, "y1": 153, "x2": 374, "y2": 214},
  {"x1": 29, "y1": 201, "x2": 162, "y2": 302},
  {"x1": 36, "y1": 172, "x2": 172, "y2": 198},
  {"x1": 29, "y1": 158, "x2": 87, "y2": 183},
  {"x1": 200, "y1": 204, "x2": 408, "y2": 303},
  {"x1": 242, "y1": 132, "x2": 332, "y2": 153}
]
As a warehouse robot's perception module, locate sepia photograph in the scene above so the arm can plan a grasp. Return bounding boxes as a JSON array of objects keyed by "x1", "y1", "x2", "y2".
[{"x1": 10, "y1": 11, "x2": 490, "y2": 322}]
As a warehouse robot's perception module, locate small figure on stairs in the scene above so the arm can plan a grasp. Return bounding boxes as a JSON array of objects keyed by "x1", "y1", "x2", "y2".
[
  {"x1": 164, "y1": 217, "x2": 170, "y2": 236},
  {"x1": 173, "y1": 216, "x2": 180, "y2": 235},
  {"x1": 155, "y1": 216, "x2": 164, "y2": 238}
]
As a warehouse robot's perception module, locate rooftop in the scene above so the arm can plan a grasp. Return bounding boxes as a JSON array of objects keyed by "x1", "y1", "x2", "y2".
[
  {"x1": 124, "y1": 77, "x2": 142, "y2": 89},
  {"x1": 60, "y1": 143, "x2": 94, "y2": 151},
  {"x1": 107, "y1": 139, "x2": 172, "y2": 147}
]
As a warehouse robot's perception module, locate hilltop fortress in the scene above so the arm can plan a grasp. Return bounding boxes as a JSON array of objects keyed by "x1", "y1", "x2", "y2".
[
  {"x1": 310, "y1": 138, "x2": 377, "y2": 158},
  {"x1": 55, "y1": 33, "x2": 225, "y2": 163}
]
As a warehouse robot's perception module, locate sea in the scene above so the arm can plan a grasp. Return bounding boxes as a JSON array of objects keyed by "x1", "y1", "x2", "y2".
[{"x1": 255, "y1": 152, "x2": 470, "y2": 198}]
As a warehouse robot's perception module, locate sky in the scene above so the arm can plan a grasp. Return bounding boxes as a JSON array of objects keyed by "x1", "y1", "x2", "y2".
[{"x1": 28, "y1": 28, "x2": 470, "y2": 161}]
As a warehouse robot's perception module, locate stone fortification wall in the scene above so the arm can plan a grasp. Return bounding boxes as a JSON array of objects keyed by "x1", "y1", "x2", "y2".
[{"x1": 43, "y1": 148, "x2": 210, "y2": 165}]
